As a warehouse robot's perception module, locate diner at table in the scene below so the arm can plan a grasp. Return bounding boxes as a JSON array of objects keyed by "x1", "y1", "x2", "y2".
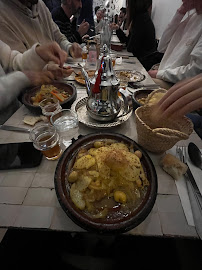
[{"x1": 0, "y1": 0, "x2": 202, "y2": 268}]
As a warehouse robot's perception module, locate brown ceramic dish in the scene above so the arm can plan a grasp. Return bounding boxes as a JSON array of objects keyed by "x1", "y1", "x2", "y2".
[
  {"x1": 54, "y1": 133, "x2": 157, "y2": 233},
  {"x1": 22, "y1": 81, "x2": 77, "y2": 114},
  {"x1": 132, "y1": 89, "x2": 154, "y2": 110}
]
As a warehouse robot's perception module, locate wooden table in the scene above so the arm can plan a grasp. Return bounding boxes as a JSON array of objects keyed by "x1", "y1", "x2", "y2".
[{"x1": 0, "y1": 55, "x2": 201, "y2": 239}]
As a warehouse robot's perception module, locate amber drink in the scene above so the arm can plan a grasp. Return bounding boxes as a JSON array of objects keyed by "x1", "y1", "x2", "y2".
[{"x1": 30, "y1": 125, "x2": 62, "y2": 160}]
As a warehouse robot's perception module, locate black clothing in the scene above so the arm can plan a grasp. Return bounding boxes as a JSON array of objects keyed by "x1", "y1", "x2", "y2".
[
  {"x1": 116, "y1": 12, "x2": 162, "y2": 70},
  {"x1": 78, "y1": 0, "x2": 95, "y2": 36},
  {"x1": 51, "y1": 6, "x2": 82, "y2": 44},
  {"x1": 42, "y1": 0, "x2": 60, "y2": 12}
]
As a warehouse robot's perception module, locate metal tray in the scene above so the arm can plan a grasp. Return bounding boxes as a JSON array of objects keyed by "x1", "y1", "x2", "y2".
[{"x1": 71, "y1": 96, "x2": 132, "y2": 129}]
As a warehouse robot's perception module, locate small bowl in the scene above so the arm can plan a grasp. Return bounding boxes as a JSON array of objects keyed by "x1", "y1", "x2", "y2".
[
  {"x1": 54, "y1": 133, "x2": 157, "y2": 233},
  {"x1": 133, "y1": 89, "x2": 154, "y2": 110},
  {"x1": 22, "y1": 82, "x2": 77, "y2": 114}
]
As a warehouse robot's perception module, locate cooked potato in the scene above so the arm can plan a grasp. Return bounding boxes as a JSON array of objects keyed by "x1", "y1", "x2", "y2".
[
  {"x1": 94, "y1": 141, "x2": 105, "y2": 148},
  {"x1": 73, "y1": 154, "x2": 96, "y2": 170},
  {"x1": 76, "y1": 176, "x2": 92, "y2": 191},
  {"x1": 68, "y1": 171, "x2": 78, "y2": 183},
  {"x1": 70, "y1": 183, "x2": 85, "y2": 210},
  {"x1": 134, "y1": 150, "x2": 142, "y2": 159}
]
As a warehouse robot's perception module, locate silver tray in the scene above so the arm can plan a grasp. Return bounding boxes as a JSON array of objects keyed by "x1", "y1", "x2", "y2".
[{"x1": 71, "y1": 96, "x2": 132, "y2": 129}]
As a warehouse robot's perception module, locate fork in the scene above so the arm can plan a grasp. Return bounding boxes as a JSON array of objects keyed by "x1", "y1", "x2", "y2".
[{"x1": 176, "y1": 145, "x2": 202, "y2": 210}]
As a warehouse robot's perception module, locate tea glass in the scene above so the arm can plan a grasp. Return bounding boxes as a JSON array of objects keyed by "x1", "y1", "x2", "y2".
[
  {"x1": 39, "y1": 98, "x2": 62, "y2": 122},
  {"x1": 110, "y1": 53, "x2": 116, "y2": 67},
  {"x1": 50, "y1": 109, "x2": 79, "y2": 148},
  {"x1": 29, "y1": 124, "x2": 62, "y2": 160}
]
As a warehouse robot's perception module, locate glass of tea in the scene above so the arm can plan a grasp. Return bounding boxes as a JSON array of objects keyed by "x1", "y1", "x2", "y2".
[
  {"x1": 29, "y1": 124, "x2": 62, "y2": 160},
  {"x1": 50, "y1": 109, "x2": 79, "y2": 148},
  {"x1": 110, "y1": 53, "x2": 116, "y2": 67},
  {"x1": 39, "y1": 98, "x2": 62, "y2": 122}
]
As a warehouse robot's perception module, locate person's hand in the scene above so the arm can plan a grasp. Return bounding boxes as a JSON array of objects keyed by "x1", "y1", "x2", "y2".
[
  {"x1": 78, "y1": 20, "x2": 89, "y2": 37},
  {"x1": 148, "y1": 69, "x2": 158, "y2": 78},
  {"x1": 35, "y1": 42, "x2": 67, "y2": 67},
  {"x1": 82, "y1": 34, "x2": 90, "y2": 41},
  {"x1": 178, "y1": 2, "x2": 195, "y2": 15},
  {"x1": 156, "y1": 74, "x2": 202, "y2": 119},
  {"x1": 47, "y1": 64, "x2": 73, "y2": 78},
  {"x1": 110, "y1": 23, "x2": 119, "y2": 31},
  {"x1": 69, "y1": 42, "x2": 82, "y2": 58},
  {"x1": 23, "y1": 70, "x2": 56, "y2": 86}
]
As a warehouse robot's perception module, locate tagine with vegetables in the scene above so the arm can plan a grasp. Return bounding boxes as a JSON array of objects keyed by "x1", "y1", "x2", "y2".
[{"x1": 31, "y1": 84, "x2": 71, "y2": 105}]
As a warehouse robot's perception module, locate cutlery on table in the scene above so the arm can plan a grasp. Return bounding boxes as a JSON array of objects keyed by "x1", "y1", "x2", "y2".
[
  {"x1": 176, "y1": 146, "x2": 202, "y2": 239},
  {"x1": 0, "y1": 125, "x2": 31, "y2": 133},
  {"x1": 188, "y1": 142, "x2": 202, "y2": 170}
]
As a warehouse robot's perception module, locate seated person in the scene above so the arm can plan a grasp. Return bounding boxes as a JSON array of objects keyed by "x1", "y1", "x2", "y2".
[
  {"x1": 118, "y1": 7, "x2": 127, "y2": 30},
  {"x1": 0, "y1": 0, "x2": 82, "y2": 57},
  {"x1": 111, "y1": 0, "x2": 161, "y2": 71},
  {"x1": 94, "y1": 8, "x2": 104, "y2": 34},
  {"x1": 78, "y1": 0, "x2": 95, "y2": 37},
  {"x1": 0, "y1": 41, "x2": 73, "y2": 124},
  {"x1": 148, "y1": 0, "x2": 202, "y2": 88},
  {"x1": 52, "y1": 0, "x2": 89, "y2": 44}
]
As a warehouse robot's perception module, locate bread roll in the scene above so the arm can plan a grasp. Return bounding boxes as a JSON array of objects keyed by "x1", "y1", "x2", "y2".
[{"x1": 160, "y1": 153, "x2": 187, "y2": 180}]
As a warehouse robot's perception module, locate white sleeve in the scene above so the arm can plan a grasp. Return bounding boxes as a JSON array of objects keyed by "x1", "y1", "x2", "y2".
[
  {"x1": 0, "y1": 41, "x2": 46, "y2": 72},
  {"x1": 0, "y1": 71, "x2": 30, "y2": 110},
  {"x1": 156, "y1": 35, "x2": 202, "y2": 83},
  {"x1": 158, "y1": 11, "x2": 185, "y2": 53}
]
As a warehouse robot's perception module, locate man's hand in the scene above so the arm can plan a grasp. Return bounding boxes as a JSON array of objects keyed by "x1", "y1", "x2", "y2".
[
  {"x1": 78, "y1": 20, "x2": 89, "y2": 37},
  {"x1": 23, "y1": 70, "x2": 56, "y2": 86},
  {"x1": 69, "y1": 42, "x2": 82, "y2": 58},
  {"x1": 47, "y1": 64, "x2": 73, "y2": 78},
  {"x1": 148, "y1": 69, "x2": 158, "y2": 78},
  {"x1": 36, "y1": 42, "x2": 67, "y2": 67},
  {"x1": 110, "y1": 23, "x2": 119, "y2": 31}
]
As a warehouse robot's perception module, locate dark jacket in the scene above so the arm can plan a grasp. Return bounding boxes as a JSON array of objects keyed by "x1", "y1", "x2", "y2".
[
  {"x1": 78, "y1": 0, "x2": 94, "y2": 31},
  {"x1": 116, "y1": 12, "x2": 161, "y2": 70},
  {"x1": 51, "y1": 6, "x2": 82, "y2": 44},
  {"x1": 42, "y1": 0, "x2": 61, "y2": 12}
]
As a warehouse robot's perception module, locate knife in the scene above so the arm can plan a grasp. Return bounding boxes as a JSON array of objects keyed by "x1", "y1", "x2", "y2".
[
  {"x1": 0, "y1": 125, "x2": 31, "y2": 133},
  {"x1": 184, "y1": 163, "x2": 202, "y2": 211},
  {"x1": 186, "y1": 179, "x2": 202, "y2": 239}
]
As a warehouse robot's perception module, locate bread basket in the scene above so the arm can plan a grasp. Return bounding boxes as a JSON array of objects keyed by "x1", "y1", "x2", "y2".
[{"x1": 135, "y1": 105, "x2": 193, "y2": 153}]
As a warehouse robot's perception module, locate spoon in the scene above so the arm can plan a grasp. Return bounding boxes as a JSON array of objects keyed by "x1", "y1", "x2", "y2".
[{"x1": 188, "y1": 142, "x2": 202, "y2": 170}]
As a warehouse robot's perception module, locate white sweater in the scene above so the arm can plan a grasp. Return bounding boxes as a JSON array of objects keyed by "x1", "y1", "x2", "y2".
[
  {"x1": 0, "y1": 0, "x2": 72, "y2": 53},
  {"x1": 0, "y1": 42, "x2": 46, "y2": 124},
  {"x1": 157, "y1": 11, "x2": 202, "y2": 83}
]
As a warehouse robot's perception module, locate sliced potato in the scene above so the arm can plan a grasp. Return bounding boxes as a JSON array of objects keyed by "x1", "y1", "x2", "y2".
[
  {"x1": 68, "y1": 171, "x2": 78, "y2": 183},
  {"x1": 70, "y1": 183, "x2": 85, "y2": 210},
  {"x1": 76, "y1": 176, "x2": 92, "y2": 191},
  {"x1": 73, "y1": 154, "x2": 96, "y2": 170}
]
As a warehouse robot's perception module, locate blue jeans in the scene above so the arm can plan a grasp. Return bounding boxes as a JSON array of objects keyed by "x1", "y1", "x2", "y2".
[{"x1": 187, "y1": 113, "x2": 202, "y2": 139}]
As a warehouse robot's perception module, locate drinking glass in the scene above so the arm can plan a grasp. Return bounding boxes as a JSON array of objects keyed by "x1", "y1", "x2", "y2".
[
  {"x1": 29, "y1": 125, "x2": 62, "y2": 160},
  {"x1": 39, "y1": 98, "x2": 62, "y2": 122},
  {"x1": 50, "y1": 109, "x2": 79, "y2": 148}
]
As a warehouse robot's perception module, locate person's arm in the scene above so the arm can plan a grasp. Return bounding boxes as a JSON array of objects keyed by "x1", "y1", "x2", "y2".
[
  {"x1": 116, "y1": 28, "x2": 128, "y2": 44},
  {"x1": 157, "y1": 10, "x2": 185, "y2": 53},
  {"x1": 1, "y1": 41, "x2": 68, "y2": 73},
  {"x1": 155, "y1": 74, "x2": 202, "y2": 118},
  {"x1": 0, "y1": 72, "x2": 30, "y2": 110},
  {"x1": 156, "y1": 35, "x2": 202, "y2": 83}
]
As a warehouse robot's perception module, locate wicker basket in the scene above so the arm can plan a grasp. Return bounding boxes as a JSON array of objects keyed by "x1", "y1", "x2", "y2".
[{"x1": 135, "y1": 106, "x2": 193, "y2": 153}]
